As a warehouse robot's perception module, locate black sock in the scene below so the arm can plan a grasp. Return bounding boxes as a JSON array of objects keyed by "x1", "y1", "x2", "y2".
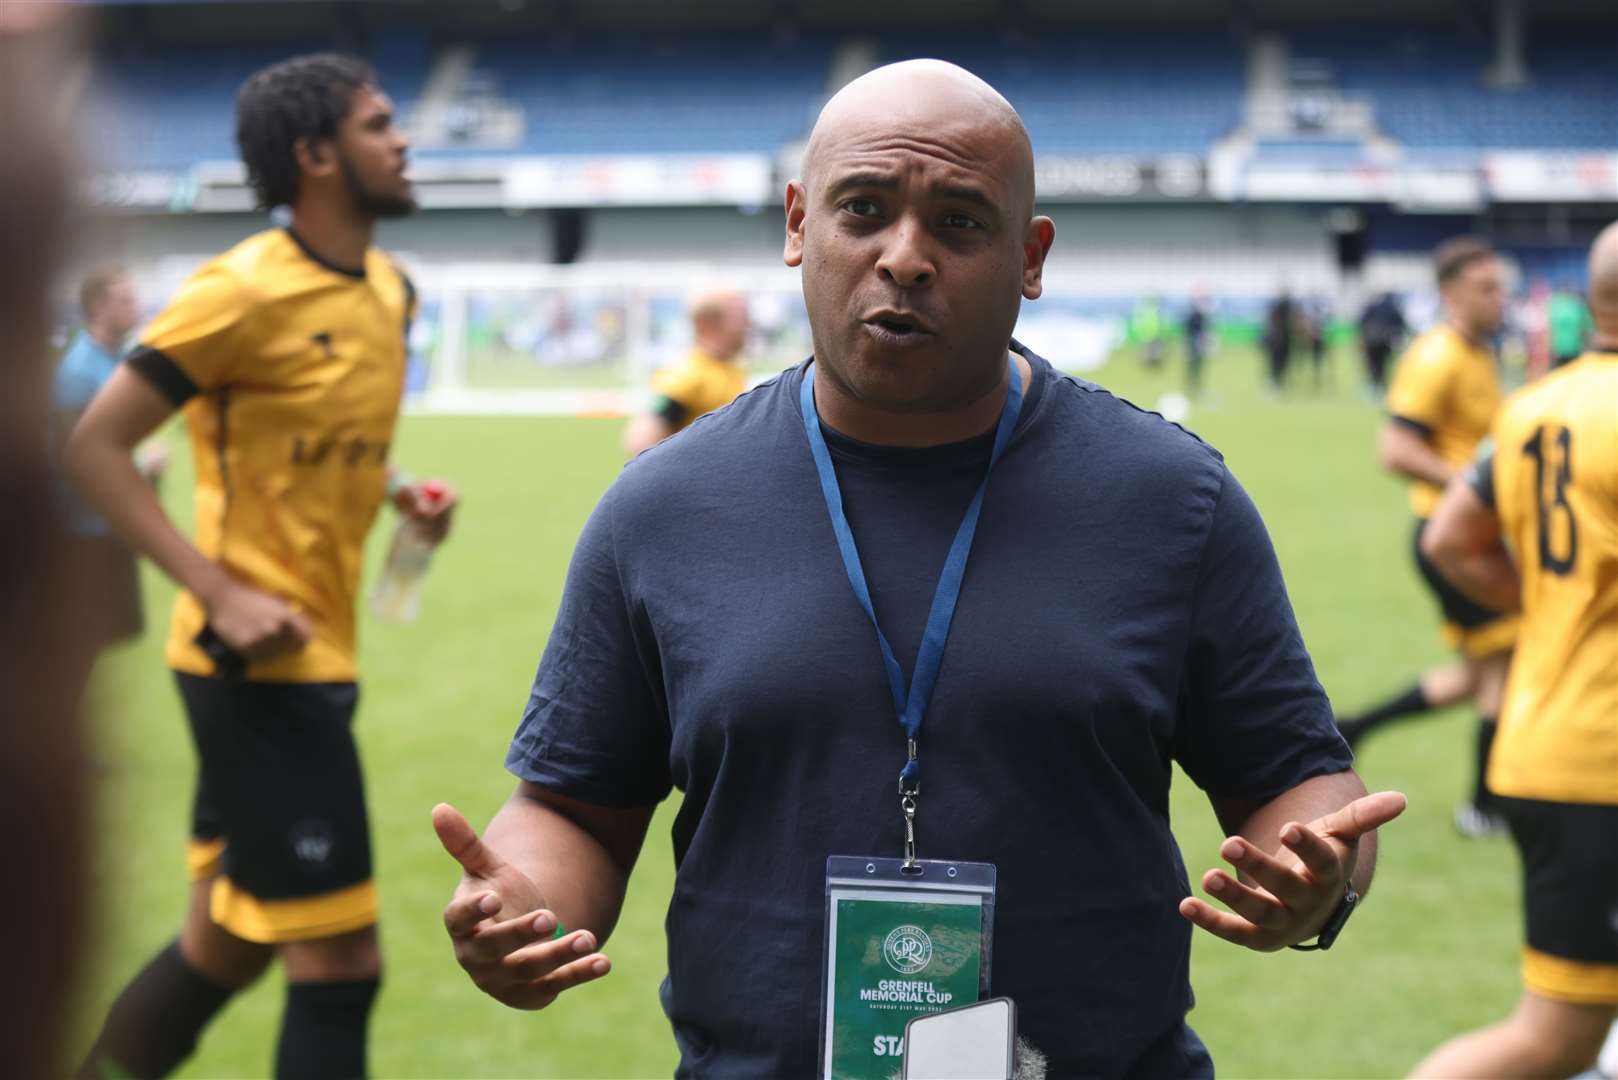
[
  {"x1": 276, "y1": 978, "x2": 380, "y2": 1080},
  {"x1": 1337, "y1": 682, "x2": 1430, "y2": 743},
  {"x1": 78, "y1": 940, "x2": 235, "y2": 1080},
  {"x1": 1472, "y1": 716, "x2": 1499, "y2": 812}
]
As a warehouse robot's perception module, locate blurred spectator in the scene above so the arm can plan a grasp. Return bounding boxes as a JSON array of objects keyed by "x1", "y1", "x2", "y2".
[
  {"x1": 1547, "y1": 283, "x2": 1594, "y2": 369},
  {"x1": 1262, "y1": 288, "x2": 1298, "y2": 394},
  {"x1": 1182, "y1": 292, "x2": 1211, "y2": 397},
  {"x1": 52, "y1": 263, "x2": 165, "y2": 646},
  {"x1": 1523, "y1": 278, "x2": 1552, "y2": 380},
  {"x1": 623, "y1": 289, "x2": 749, "y2": 456},
  {"x1": 1305, "y1": 296, "x2": 1330, "y2": 392},
  {"x1": 1358, "y1": 291, "x2": 1408, "y2": 396},
  {"x1": 1130, "y1": 294, "x2": 1166, "y2": 370}
]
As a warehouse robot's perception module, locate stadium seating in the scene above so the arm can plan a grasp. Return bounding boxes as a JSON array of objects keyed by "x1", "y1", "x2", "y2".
[
  {"x1": 85, "y1": 31, "x2": 431, "y2": 171},
  {"x1": 461, "y1": 33, "x2": 836, "y2": 156},
  {"x1": 1291, "y1": 29, "x2": 1618, "y2": 149},
  {"x1": 85, "y1": 25, "x2": 1615, "y2": 171},
  {"x1": 873, "y1": 31, "x2": 1246, "y2": 153}
]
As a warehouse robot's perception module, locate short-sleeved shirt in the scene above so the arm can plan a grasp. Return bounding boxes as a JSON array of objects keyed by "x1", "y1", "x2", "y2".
[
  {"x1": 51, "y1": 331, "x2": 122, "y2": 535},
  {"x1": 1472, "y1": 351, "x2": 1618, "y2": 805},
  {"x1": 508, "y1": 345, "x2": 1351, "y2": 1077},
  {"x1": 1547, "y1": 293, "x2": 1594, "y2": 359},
  {"x1": 127, "y1": 227, "x2": 415, "y2": 683},
  {"x1": 649, "y1": 347, "x2": 747, "y2": 432},
  {"x1": 1385, "y1": 325, "x2": 1503, "y2": 518}
]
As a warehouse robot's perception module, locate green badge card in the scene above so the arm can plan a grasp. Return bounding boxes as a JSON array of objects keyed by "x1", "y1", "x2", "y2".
[{"x1": 819, "y1": 856, "x2": 997, "y2": 1080}]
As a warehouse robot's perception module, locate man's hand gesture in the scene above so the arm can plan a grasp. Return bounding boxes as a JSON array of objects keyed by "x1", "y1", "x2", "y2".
[
  {"x1": 1179, "y1": 791, "x2": 1407, "y2": 951},
  {"x1": 433, "y1": 803, "x2": 611, "y2": 1009}
]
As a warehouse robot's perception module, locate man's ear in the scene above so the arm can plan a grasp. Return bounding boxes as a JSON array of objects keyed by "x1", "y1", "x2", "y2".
[
  {"x1": 1021, "y1": 216, "x2": 1055, "y2": 301},
  {"x1": 784, "y1": 180, "x2": 807, "y2": 268},
  {"x1": 293, "y1": 136, "x2": 338, "y2": 181}
]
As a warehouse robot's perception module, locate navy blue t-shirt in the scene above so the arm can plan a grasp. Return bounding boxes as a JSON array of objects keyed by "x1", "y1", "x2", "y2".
[{"x1": 508, "y1": 344, "x2": 1352, "y2": 1078}]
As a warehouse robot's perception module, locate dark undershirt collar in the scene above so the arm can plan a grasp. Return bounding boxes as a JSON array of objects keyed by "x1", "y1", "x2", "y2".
[{"x1": 284, "y1": 226, "x2": 366, "y2": 279}]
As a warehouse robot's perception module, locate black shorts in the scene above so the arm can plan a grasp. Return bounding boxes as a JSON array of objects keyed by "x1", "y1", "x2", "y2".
[
  {"x1": 178, "y1": 672, "x2": 377, "y2": 944},
  {"x1": 1411, "y1": 517, "x2": 1515, "y2": 656},
  {"x1": 1500, "y1": 797, "x2": 1618, "y2": 1004}
]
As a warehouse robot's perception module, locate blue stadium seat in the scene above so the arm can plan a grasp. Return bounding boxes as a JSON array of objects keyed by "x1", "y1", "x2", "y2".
[
  {"x1": 1290, "y1": 29, "x2": 1618, "y2": 149},
  {"x1": 459, "y1": 33, "x2": 836, "y2": 156},
  {"x1": 86, "y1": 33, "x2": 433, "y2": 171},
  {"x1": 875, "y1": 30, "x2": 1246, "y2": 153}
]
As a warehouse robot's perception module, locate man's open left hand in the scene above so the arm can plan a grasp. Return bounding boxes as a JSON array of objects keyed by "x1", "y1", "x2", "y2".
[{"x1": 1178, "y1": 790, "x2": 1407, "y2": 952}]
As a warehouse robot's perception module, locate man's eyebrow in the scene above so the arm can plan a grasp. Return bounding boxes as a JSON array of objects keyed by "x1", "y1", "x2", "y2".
[
  {"x1": 932, "y1": 183, "x2": 996, "y2": 210},
  {"x1": 825, "y1": 172, "x2": 900, "y2": 196}
]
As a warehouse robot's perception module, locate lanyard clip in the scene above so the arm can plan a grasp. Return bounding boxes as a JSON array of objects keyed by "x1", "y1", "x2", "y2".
[
  {"x1": 897, "y1": 738, "x2": 920, "y2": 797},
  {"x1": 900, "y1": 790, "x2": 919, "y2": 872}
]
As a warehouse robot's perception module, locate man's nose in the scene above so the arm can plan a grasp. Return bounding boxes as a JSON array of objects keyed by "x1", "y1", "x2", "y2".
[{"x1": 875, "y1": 217, "x2": 935, "y2": 289}]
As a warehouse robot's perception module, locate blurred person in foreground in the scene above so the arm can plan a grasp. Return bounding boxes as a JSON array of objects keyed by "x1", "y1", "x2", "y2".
[
  {"x1": 1337, "y1": 238, "x2": 1516, "y2": 839},
  {"x1": 433, "y1": 60, "x2": 1404, "y2": 1077},
  {"x1": 1412, "y1": 220, "x2": 1618, "y2": 1080},
  {"x1": 52, "y1": 263, "x2": 167, "y2": 646},
  {"x1": 622, "y1": 289, "x2": 749, "y2": 455},
  {"x1": 69, "y1": 53, "x2": 457, "y2": 1080},
  {"x1": 0, "y1": 2, "x2": 91, "y2": 1077}
]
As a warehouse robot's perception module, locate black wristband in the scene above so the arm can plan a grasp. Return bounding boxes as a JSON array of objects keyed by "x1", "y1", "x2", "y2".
[{"x1": 1289, "y1": 886, "x2": 1358, "y2": 952}]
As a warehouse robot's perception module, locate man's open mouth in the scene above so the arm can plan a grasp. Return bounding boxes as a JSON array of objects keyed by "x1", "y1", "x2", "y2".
[{"x1": 862, "y1": 315, "x2": 934, "y2": 348}]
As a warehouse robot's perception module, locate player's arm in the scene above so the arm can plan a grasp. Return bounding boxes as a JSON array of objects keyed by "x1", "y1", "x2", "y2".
[
  {"x1": 1381, "y1": 346, "x2": 1455, "y2": 485},
  {"x1": 65, "y1": 366, "x2": 310, "y2": 659},
  {"x1": 1179, "y1": 772, "x2": 1406, "y2": 952},
  {"x1": 1378, "y1": 417, "x2": 1455, "y2": 487},
  {"x1": 1420, "y1": 456, "x2": 1521, "y2": 613},
  {"x1": 433, "y1": 784, "x2": 654, "y2": 1010},
  {"x1": 622, "y1": 395, "x2": 685, "y2": 456}
]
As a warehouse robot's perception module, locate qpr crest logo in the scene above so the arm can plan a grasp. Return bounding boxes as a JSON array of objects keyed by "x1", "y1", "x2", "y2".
[{"x1": 883, "y1": 925, "x2": 933, "y2": 974}]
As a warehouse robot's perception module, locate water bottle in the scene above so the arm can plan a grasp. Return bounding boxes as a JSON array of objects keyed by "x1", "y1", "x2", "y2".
[{"x1": 370, "y1": 480, "x2": 447, "y2": 624}]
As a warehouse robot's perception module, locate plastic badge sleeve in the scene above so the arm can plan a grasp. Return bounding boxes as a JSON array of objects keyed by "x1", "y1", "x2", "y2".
[{"x1": 818, "y1": 855, "x2": 997, "y2": 1080}]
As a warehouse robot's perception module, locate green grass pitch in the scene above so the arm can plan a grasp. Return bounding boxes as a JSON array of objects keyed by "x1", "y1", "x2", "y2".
[{"x1": 73, "y1": 342, "x2": 1523, "y2": 1078}]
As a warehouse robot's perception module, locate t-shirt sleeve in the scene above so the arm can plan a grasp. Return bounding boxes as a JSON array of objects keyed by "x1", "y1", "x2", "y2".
[
  {"x1": 505, "y1": 484, "x2": 672, "y2": 807},
  {"x1": 1172, "y1": 466, "x2": 1352, "y2": 801},
  {"x1": 52, "y1": 349, "x2": 99, "y2": 410},
  {"x1": 126, "y1": 263, "x2": 250, "y2": 405},
  {"x1": 1385, "y1": 344, "x2": 1449, "y2": 435},
  {"x1": 650, "y1": 359, "x2": 704, "y2": 413}
]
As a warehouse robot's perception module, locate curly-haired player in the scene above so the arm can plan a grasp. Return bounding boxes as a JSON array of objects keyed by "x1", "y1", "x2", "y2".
[{"x1": 70, "y1": 54, "x2": 455, "y2": 1080}]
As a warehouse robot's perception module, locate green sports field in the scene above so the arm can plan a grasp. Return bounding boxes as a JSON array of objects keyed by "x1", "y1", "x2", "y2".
[{"x1": 74, "y1": 342, "x2": 1524, "y2": 1078}]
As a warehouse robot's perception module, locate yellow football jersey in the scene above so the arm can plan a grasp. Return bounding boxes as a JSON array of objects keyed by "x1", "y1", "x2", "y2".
[
  {"x1": 1483, "y1": 352, "x2": 1618, "y2": 805},
  {"x1": 649, "y1": 347, "x2": 747, "y2": 433},
  {"x1": 1386, "y1": 325, "x2": 1504, "y2": 518},
  {"x1": 128, "y1": 228, "x2": 414, "y2": 683}
]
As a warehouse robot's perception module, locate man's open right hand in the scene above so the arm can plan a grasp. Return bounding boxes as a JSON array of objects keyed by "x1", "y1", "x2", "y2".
[
  {"x1": 433, "y1": 803, "x2": 612, "y2": 1010},
  {"x1": 203, "y1": 579, "x2": 311, "y2": 661}
]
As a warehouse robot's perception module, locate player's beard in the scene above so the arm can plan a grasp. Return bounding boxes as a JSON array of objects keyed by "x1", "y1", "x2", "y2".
[{"x1": 338, "y1": 150, "x2": 416, "y2": 219}]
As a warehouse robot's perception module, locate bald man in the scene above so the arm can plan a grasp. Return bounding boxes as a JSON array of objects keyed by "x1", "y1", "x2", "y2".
[
  {"x1": 622, "y1": 290, "x2": 749, "y2": 456},
  {"x1": 435, "y1": 61, "x2": 1402, "y2": 1077},
  {"x1": 1413, "y1": 222, "x2": 1618, "y2": 1079}
]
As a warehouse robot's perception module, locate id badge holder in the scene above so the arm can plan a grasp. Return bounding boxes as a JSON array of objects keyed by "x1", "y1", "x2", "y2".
[{"x1": 818, "y1": 855, "x2": 997, "y2": 1080}]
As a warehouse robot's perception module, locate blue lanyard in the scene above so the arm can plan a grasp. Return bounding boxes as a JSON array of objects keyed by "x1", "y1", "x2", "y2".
[{"x1": 798, "y1": 354, "x2": 1025, "y2": 809}]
